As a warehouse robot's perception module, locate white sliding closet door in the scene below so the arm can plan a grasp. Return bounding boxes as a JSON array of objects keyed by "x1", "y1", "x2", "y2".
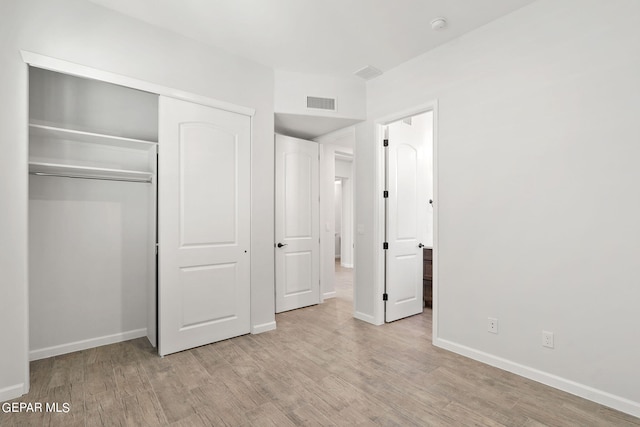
[{"x1": 158, "y1": 96, "x2": 251, "y2": 356}]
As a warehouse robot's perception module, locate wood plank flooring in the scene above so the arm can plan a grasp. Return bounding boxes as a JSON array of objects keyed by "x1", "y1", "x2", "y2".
[{"x1": 2, "y1": 263, "x2": 639, "y2": 426}]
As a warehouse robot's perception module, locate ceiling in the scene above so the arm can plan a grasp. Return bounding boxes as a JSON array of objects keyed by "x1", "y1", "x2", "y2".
[
  {"x1": 275, "y1": 114, "x2": 361, "y2": 141},
  {"x1": 87, "y1": 0, "x2": 537, "y2": 139},
  {"x1": 88, "y1": 0, "x2": 537, "y2": 76}
]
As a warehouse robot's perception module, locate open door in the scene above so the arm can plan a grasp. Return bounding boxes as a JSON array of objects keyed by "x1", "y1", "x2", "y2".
[
  {"x1": 158, "y1": 96, "x2": 251, "y2": 356},
  {"x1": 275, "y1": 134, "x2": 320, "y2": 313},
  {"x1": 385, "y1": 114, "x2": 429, "y2": 322}
]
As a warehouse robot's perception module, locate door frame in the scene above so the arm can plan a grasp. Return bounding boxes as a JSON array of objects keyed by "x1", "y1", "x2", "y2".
[
  {"x1": 315, "y1": 128, "x2": 355, "y2": 306},
  {"x1": 373, "y1": 101, "x2": 438, "y2": 333}
]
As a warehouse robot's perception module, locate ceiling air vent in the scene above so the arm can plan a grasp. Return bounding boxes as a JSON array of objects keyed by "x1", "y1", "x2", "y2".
[
  {"x1": 307, "y1": 96, "x2": 337, "y2": 111},
  {"x1": 354, "y1": 65, "x2": 383, "y2": 80}
]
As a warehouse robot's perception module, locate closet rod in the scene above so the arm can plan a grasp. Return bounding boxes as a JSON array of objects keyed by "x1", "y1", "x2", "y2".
[{"x1": 30, "y1": 172, "x2": 152, "y2": 184}]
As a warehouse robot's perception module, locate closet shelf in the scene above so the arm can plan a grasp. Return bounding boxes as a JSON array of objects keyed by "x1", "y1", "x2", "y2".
[
  {"x1": 29, "y1": 162, "x2": 153, "y2": 183},
  {"x1": 29, "y1": 123, "x2": 158, "y2": 150}
]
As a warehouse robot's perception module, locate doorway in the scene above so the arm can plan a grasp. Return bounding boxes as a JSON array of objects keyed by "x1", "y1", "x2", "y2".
[
  {"x1": 381, "y1": 109, "x2": 434, "y2": 323},
  {"x1": 272, "y1": 129, "x2": 356, "y2": 314},
  {"x1": 274, "y1": 134, "x2": 321, "y2": 313},
  {"x1": 334, "y1": 153, "x2": 354, "y2": 301}
]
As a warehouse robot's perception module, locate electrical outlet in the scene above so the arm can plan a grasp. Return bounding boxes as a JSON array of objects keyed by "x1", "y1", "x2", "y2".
[
  {"x1": 542, "y1": 331, "x2": 554, "y2": 348},
  {"x1": 488, "y1": 317, "x2": 498, "y2": 334}
]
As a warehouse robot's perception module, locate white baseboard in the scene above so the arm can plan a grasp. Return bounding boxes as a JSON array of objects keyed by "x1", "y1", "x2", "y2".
[
  {"x1": 434, "y1": 337, "x2": 640, "y2": 419},
  {"x1": 252, "y1": 321, "x2": 276, "y2": 334},
  {"x1": 341, "y1": 263, "x2": 353, "y2": 268},
  {"x1": 29, "y1": 328, "x2": 147, "y2": 361},
  {"x1": 323, "y1": 291, "x2": 337, "y2": 299},
  {"x1": 0, "y1": 383, "x2": 25, "y2": 403},
  {"x1": 354, "y1": 311, "x2": 380, "y2": 325}
]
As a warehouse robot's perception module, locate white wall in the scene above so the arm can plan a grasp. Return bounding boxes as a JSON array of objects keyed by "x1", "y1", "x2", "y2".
[
  {"x1": 315, "y1": 127, "x2": 354, "y2": 300},
  {"x1": 275, "y1": 69, "x2": 366, "y2": 119},
  {"x1": 0, "y1": 0, "x2": 275, "y2": 401},
  {"x1": 335, "y1": 159, "x2": 352, "y2": 179},
  {"x1": 359, "y1": 0, "x2": 640, "y2": 417},
  {"x1": 353, "y1": 122, "x2": 377, "y2": 323},
  {"x1": 29, "y1": 178, "x2": 150, "y2": 358}
]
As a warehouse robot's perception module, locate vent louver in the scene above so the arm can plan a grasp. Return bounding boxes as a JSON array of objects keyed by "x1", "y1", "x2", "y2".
[
  {"x1": 307, "y1": 96, "x2": 336, "y2": 111},
  {"x1": 354, "y1": 65, "x2": 383, "y2": 80}
]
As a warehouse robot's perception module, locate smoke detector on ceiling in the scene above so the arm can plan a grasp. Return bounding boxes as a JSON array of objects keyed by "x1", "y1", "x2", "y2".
[
  {"x1": 354, "y1": 65, "x2": 383, "y2": 81},
  {"x1": 431, "y1": 17, "x2": 448, "y2": 31}
]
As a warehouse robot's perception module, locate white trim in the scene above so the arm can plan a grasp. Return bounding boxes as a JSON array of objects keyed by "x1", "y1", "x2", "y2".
[
  {"x1": 24, "y1": 108, "x2": 31, "y2": 390},
  {"x1": 373, "y1": 101, "x2": 439, "y2": 326},
  {"x1": 431, "y1": 103, "x2": 440, "y2": 345},
  {"x1": 323, "y1": 291, "x2": 337, "y2": 299},
  {"x1": 334, "y1": 151, "x2": 354, "y2": 162},
  {"x1": 20, "y1": 51, "x2": 255, "y2": 117},
  {"x1": 249, "y1": 114, "x2": 257, "y2": 338},
  {"x1": 251, "y1": 321, "x2": 277, "y2": 334},
  {"x1": 434, "y1": 338, "x2": 640, "y2": 419},
  {"x1": 0, "y1": 383, "x2": 25, "y2": 403},
  {"x1": 354, "y1": 311, "x2": 381, "y2": 325},
  {"x1": 341, "y1": 263, "x2": 354, "y2": 268},
  {"x1": 373, "y1": 122, "x2": 385, "y2": 325},
  {"x1": 29, "y1": 329, "x2": 147, "y2": 361},
  {"x1": 319, "y1": 143, "x2": 325, "y2": 305}
]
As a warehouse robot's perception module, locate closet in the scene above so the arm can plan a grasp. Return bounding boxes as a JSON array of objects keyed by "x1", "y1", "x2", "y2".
[{"x1": 28, "y1": 64, "x2": 251, "y2": 359}]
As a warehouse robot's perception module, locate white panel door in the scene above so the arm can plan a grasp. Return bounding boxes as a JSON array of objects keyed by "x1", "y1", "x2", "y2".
[
  {"x1": 385, "y1": 118, "x2": 428, "y2": 322},
  {"x1": 158, "y1": 96, "x2": 251, "y2": 356},
  {"x1": 275, "y1": 135, "x2": 320, "y2": 313}
]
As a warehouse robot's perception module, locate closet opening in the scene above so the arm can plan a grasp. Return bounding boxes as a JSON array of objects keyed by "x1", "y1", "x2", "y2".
[
  {"x1": 28, "y1": 67, "x2": 159, "y2": 361},
  {"x1": 26, "y1": 54, "x2": 254, "y2": 364}
]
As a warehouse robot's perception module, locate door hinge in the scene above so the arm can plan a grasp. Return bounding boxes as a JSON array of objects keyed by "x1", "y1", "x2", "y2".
[
  {"x1": 155, "y1": 243, "x2": 159, "y2": 255},
  {"x1": 383, "y1": 139, "x2": 389, "y2": 147},
  {"x1": 383, "y1": 293, "x2": 388, "y2": 301},
  {"x1": 383, "y1": 242, "x2": 388, "y2": 250},
  {"x1": 383, "y1": 190, "x2": 388, "y2": 198}
]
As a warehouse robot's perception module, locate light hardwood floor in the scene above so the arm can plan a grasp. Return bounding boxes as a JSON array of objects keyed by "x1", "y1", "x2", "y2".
[{"x1": 3, "y1": 263, "x2": 639, "y2": 426}]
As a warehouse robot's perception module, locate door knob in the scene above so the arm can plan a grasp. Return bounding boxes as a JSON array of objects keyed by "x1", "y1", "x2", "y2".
[
  {"x1": 418, "y1": 243, "x2": 424, "y2": 248},
  {"x1": 277, "y1": 242, "x2": 288, "y2": 248}
]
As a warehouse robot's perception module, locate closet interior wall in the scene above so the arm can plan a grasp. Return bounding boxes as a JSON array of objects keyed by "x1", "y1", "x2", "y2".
[{"x1": 28, "y1": 67, "x2": 158, "y2": 360}]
